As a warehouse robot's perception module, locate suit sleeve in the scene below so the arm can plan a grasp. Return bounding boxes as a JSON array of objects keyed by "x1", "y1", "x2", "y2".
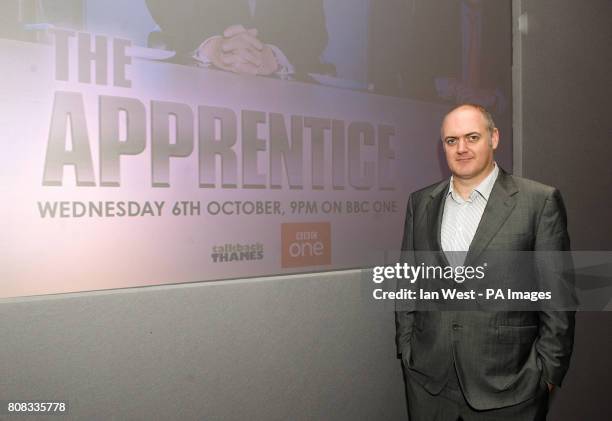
[
  {"x1": 146, "y1": 0, "x2": 250, "y2": 53},
  {"x1": 534, "y1": 188, "x2": 576, "y2": 387},
  {"x1": 257, "y1": 0, "x2": 330, "y2": 75},
  {"x1": 396, "y1": 194, "x2": 416, "y2": 357}
]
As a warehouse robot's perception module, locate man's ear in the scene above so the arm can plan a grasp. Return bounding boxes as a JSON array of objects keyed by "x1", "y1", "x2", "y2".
[{"x1": 491, "y1": 128, "x2": 500, "y2": 150}]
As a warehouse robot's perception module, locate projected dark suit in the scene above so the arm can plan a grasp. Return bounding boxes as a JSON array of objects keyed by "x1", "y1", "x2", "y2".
[
  {"x1": 368, "y1": 0, "x2": 511, "y2": 106},
  {"x1": 145, "y1": 0, "x2": 332, "y2": 75},
  {"x1": 397, "y1": 167, "x2": 575, "y2": 417}
]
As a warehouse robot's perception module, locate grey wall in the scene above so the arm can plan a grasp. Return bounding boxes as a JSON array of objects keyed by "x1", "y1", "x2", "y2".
[
  {"x1": 0, "y1": 271, "x2": 407, "y2": 420},
  {"x1": 516, "y1": 0, "x2": 612, "y2": 419}
]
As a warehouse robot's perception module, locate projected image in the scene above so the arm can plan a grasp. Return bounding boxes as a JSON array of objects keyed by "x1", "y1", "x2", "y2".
[
  {"x1": 0, "y1": 0, "x2": 513, "y2": 298},
  {"x1": 1, "y1": 0, "x2": 510, "y2": 107},
  {"x1": 369, "y1": 0, "x2": 511, "y2": 113},
  {"x1": 143, "y1": 0, "x2": 511, "y2": 111},
  {"x1": 145, "y1": 0, "x2": 335, "y2": 80},
  {"x1": 0, "y1": 0, "x2": 83, "y2": 41}
]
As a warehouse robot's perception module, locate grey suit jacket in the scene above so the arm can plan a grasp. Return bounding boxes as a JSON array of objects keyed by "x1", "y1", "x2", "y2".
[{"x1": 396, "y1": 168, "x2": 575, "y2": 410}]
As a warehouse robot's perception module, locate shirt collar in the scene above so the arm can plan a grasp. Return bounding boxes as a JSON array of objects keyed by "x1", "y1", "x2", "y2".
[{"x1": 448, "y1": 162, "x2": 499, "y2": 203}]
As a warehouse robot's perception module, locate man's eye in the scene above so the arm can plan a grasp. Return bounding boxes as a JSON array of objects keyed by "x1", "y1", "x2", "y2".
[
  {"x1": 468, "y1": 135, "x2": 480, "y2": 142},
  {"x1": 445, "y1": 139, "x2": 457, "y2": 145}
]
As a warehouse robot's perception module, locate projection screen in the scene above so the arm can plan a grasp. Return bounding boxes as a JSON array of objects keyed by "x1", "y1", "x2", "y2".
[{"x1": 0, "y1": 0, "x2": 513, "y2": 298}]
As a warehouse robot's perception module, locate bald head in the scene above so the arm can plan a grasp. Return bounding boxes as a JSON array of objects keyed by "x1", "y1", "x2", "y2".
[{"x1": 441, "y1": 104, "x2": 496, "y2": 140}]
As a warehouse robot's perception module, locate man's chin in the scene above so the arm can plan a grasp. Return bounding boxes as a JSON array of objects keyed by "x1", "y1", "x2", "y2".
[
  {"x1": 450, "y1": 161, "x2": 491, "y2": 180},
  {"x1": 450, "y1": 167, "x2": 476, "y2": 179}
]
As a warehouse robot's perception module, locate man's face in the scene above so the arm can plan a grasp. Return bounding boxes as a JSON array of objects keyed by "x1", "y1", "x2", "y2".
[{"x1": 441, "y1": 107, "x2": 499, "y2": 181}]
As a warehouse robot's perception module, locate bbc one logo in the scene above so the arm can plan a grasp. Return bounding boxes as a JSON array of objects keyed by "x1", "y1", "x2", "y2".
[{"x1": 281, "y1": 222, "x2": 331, "y2": 268}]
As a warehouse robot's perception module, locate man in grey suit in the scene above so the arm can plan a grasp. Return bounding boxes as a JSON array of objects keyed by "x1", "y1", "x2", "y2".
[{"x1": 397, "y1": 104, "x2": 575, "y2": 420}]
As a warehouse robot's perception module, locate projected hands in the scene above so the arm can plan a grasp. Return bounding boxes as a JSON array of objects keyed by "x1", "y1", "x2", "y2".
[{"x1": 200, "y1": 25, "x2": 279, "y2": 76}]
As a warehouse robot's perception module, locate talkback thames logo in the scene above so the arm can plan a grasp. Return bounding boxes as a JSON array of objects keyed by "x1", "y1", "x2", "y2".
[{"x1": 211, "y1": 243, "x2": 264, "y2": 263}]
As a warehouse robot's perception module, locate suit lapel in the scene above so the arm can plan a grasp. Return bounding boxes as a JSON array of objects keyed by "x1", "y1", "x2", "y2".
[{"x1": 465, "y1": 169, "x2": 519, "y2": 266}]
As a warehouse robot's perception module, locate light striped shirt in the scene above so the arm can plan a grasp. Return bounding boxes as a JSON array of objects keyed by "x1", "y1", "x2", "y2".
[{"x1": 441, "y1": 163, "x2": 499, "y2": 264}]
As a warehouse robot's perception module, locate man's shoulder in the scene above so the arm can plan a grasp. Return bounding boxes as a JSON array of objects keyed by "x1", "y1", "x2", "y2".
[
  {"x1": 503, "y1": 173, "x2": 559, "y2": 199},
  {"x1": 406, "y1": 171, "x2": 561, "y2": 205}
]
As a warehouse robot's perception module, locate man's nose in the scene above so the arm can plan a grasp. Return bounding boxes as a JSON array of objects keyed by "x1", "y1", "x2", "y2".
[{"x1": 456, "y1": 138, "x2": 468, "y2": 153}]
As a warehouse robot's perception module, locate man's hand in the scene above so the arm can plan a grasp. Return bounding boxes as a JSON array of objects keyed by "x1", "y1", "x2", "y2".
[
  {"x1": 199, "y1": 25, "x2": 279, "y2": 76},
  {"x1": 547, "y1": 383, "x2": 555, "y2": 393},
  {"x1": 254, "y1": 44, "x2": 280, "y2": 76}
]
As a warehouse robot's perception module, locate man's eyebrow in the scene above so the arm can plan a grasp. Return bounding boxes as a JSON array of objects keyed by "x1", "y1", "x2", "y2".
[{"x1": 444, "y1": 132, "x2": 482, "y2": 140}]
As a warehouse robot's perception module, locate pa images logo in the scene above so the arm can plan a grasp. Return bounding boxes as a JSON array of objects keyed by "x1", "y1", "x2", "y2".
[{"x1": 281, "y1": 222, "x2": 331, "y2": 268}]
